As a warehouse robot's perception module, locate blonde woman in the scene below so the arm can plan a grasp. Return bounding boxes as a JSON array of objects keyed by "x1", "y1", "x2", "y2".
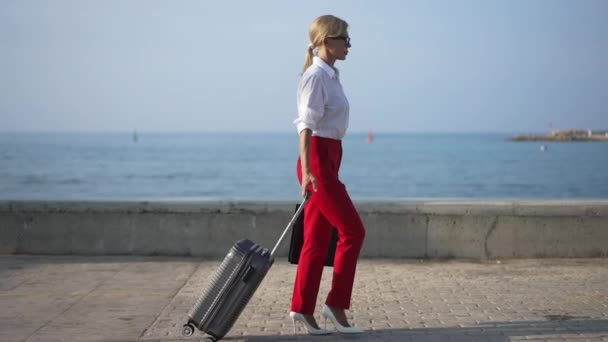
[{"x1": 290, "y1": 15, "x2": 366, "y2": 335}]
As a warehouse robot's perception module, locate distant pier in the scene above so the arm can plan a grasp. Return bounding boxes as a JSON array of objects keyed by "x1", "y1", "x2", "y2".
[{"x1": 511, "y1": 129, "x2": 608, "y2": 142}]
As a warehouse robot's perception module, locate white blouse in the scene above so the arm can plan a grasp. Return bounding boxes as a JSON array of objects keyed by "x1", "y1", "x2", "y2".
[{"x1": 293, "y1": 56, "x2": 350, "y2": 140}]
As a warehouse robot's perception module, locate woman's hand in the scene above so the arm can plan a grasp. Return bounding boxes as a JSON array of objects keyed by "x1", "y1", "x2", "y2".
[{"x1": 301, "y1": 170, "x2": 318, "y2": 197}]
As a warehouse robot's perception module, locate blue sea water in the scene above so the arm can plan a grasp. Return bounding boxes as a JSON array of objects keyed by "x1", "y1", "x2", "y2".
[{"x1": 1, "y1": 132, "x2": 607, "y2": 201}]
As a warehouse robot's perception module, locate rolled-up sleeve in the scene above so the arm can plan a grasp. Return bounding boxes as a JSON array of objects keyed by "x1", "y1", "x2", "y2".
[{"x1": 294, "y1": 73, "x2": 327, "y2": 134}]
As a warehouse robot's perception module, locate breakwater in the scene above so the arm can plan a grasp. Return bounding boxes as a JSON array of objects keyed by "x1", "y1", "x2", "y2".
[
  {"x1": 511, "y1": 129, "x2": 608, "y2": 142},
  {"x1": 1, "y1": 200, "x2": 607, "y2": 259}
]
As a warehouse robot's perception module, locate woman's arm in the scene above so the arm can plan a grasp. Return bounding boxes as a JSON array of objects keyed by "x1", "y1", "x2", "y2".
[{"x1": 299, "y1": 128, "x2": 317, "y2": 197}]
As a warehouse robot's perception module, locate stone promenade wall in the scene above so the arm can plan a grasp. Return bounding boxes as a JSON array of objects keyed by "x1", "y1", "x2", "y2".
[{"x1": 1, "y1": 200, "x2": 607, "y2": 259}]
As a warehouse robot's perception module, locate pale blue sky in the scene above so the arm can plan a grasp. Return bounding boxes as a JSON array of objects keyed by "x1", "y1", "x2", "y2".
[{"x1": 1, "y1": 0, "x2": 607, "y2": 133}]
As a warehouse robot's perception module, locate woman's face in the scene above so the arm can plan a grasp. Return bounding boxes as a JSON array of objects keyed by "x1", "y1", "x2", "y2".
[{"x1": 325, "y1": 33, "x2": 351, "y2": 60}]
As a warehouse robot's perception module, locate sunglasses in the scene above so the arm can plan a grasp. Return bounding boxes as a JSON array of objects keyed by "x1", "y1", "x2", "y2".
[{"x1": 328, "y1": 36, "x2": 351, "y2": 45}]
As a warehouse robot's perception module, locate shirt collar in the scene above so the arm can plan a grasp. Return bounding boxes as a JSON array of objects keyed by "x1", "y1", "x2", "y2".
[{"x1": 312, "y1": 56, "x2": 338, "y2": 79}]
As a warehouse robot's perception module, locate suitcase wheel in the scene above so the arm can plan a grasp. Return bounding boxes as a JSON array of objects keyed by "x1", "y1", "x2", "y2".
[
  {"x1": 182, "y1": 323, "x2": 195, "y2": 337},
  {"x1": 204, "y1": 337, "x2": 217, "y2": 342}
]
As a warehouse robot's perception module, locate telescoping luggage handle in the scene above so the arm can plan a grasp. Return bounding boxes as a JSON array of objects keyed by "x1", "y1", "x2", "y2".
[{"x1": 270, "y1": 192, "x2": 311, "y2": 258}]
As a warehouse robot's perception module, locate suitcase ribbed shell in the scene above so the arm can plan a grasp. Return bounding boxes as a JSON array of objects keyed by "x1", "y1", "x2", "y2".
[{"x1": 188, "y1": 239, "x2": 271, "y2": 339}]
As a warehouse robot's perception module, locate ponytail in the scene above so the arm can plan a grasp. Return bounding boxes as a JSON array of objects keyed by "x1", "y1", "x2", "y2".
[
  {"x1": 302, "y1": 15, "x2": 348, "y2": 74},
  {"x1": 302, "y1": 44, "x2": 314, "y2": 75}
]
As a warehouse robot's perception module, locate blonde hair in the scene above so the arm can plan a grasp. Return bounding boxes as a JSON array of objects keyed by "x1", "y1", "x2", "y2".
[{"x1": 302, "y1": 15, "x2": 349, "y2": 74}]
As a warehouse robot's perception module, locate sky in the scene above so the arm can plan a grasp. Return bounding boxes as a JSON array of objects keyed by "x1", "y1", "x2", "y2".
[{"x1": 1, "y1": 0, "x2": 607, "y2": 133}]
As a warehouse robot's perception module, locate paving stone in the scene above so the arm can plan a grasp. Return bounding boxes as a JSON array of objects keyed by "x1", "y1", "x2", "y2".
[{"x1": 0, "y1": 257, "x2": 607, "y2": 341}]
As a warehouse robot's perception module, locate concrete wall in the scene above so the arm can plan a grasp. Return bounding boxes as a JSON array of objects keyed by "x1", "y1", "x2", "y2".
[{"x1": 1, "y1": 200, "x2": 607, "y2": 259}]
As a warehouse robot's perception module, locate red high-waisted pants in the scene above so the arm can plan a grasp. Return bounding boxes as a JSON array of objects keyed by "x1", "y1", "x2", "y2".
[{"x1": 290, "y1": 136, "x2": 366, "y2": 314}]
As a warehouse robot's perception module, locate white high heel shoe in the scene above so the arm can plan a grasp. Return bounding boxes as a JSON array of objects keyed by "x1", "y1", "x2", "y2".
[
  {"x1": 289, "y1": 312, "x2": 331, "y2": 335},
  {"x1": 321, "y1": 304, "x2": 365, "y2": 334}
]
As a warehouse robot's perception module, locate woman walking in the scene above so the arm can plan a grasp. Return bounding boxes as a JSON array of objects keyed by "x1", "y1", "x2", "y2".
[{"x1": 290, "y1": 14, "x2": 366, "y2": 335}]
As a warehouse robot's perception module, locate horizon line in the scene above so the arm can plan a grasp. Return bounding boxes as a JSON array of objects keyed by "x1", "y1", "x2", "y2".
[{"x1": 0, "y1": 129, "x2": 581, "y2": 135}]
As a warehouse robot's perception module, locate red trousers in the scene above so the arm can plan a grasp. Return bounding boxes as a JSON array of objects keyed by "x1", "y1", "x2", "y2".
[{"x1": 291, "y1": 136, "x2": 366, "y2": 314}]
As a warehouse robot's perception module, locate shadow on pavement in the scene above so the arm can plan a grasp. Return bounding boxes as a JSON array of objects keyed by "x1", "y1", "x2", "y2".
[{"x1": 224, "y1": 319, "x2": 608, "y2": 341}]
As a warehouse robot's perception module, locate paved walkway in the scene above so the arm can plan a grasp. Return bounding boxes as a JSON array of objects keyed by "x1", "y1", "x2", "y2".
[{"x1": 1, "y1": 256, "x2": 607, "y2": 342}]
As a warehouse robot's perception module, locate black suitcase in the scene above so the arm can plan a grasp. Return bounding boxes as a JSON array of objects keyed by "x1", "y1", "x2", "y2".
[{"x1": 182, "y1": 195, "x2": 310, "y2": 341}]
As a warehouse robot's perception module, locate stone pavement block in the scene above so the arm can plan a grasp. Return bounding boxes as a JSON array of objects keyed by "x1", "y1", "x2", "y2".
[
  {"x1": 0, "y1": 258, "x2": 130, "y2": 342},
  {"x1": 0, "y1": 256, "x2": 197, "y2": 342}
]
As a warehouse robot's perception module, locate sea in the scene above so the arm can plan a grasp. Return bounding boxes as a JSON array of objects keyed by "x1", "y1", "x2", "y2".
[{"x1": 1, "y1": 132, "x2": 607, "y2": 201}]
